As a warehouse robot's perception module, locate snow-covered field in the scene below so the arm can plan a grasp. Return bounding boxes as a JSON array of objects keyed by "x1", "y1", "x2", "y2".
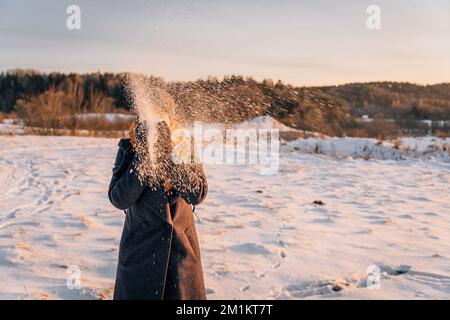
[{"x1": 0, "y1": 134, "x2": 449, "y2": 300}]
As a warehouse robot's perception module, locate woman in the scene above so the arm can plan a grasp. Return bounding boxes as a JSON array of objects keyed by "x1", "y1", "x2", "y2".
[{"x1": 108, "y1": 121, "x2": 208, "y2": 300}]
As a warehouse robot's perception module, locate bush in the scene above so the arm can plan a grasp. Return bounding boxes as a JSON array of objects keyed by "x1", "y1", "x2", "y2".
[
  {"x1": 75, "y1": 116, "x2": 132, "y2": 133},
  {"x1": 435, "y1": 129, "x2": 450, "y2": 138},
  {"x1": 15, "y1": 86, "x2": 127, "y2": 134}
]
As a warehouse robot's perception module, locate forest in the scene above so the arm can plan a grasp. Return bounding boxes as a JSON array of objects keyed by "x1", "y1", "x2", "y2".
[{"x1": 1, "y1": 70, "x2": 449, "y2": 137}]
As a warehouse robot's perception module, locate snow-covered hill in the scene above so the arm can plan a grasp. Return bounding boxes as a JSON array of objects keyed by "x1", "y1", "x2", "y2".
[
  {"x1": 237, "y1": 116, "x2": 450, "y2": 162},
  {"x1": 286, "y1": 136, "x2": 450, "y2": 162},
  {"x1": 235, "y1": 116, "x2": 297, "y2": 132}
]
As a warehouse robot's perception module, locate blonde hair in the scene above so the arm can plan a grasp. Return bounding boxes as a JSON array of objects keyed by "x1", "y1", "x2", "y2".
[{"x1": 129, "y1": 121, "x2": 137, "y2": 150}]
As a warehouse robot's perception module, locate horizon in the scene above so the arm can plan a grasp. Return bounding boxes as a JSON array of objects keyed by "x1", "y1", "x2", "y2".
[
  {"x1": 2, "y1": 68, "x2": 450, "y2": 88},
  {"x1": 1, "y1": 1, "x2": 450, "y2": 86}
]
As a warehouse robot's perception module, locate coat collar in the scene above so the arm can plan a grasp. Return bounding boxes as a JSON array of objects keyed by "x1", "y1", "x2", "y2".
[{"x1": 118, "y1": 138, "x2": 133, "y2": 152}]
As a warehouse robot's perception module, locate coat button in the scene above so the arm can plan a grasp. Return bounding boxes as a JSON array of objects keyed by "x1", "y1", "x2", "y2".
[{"x1": 142, "y1": 221, "x2": 149, "y2": 229}]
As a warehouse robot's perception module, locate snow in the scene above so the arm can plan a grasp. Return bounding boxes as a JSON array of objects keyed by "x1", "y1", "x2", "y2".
[
  {"x1": 76, "y1": 113, "x2": 133, "y2": 122},
  {"x1": 286, "y1": 136, "x2": 450, "y2": 162},
  {"x1": 0, "y1": 115, "x2": 131, "y2": 135},
  {"x1": 235, "y1": 116, "x2": 297, "y2": 132},
  {"x1": 0, "y1": 118, "x2": 127, "y2": 137},
  {"x1": 0, "y1": 119, "x2": 25, "y2": 135},
  {"x1": 0, "y1": 134, "x2": 449, "y2": 300},
  {"x1": 184, "y1": 116, "x2": 316, "y2": 136}
]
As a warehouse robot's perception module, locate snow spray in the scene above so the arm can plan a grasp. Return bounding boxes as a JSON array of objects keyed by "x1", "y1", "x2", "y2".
[
  {"x1": 126, "y1": 74, "x2": 173, "y2": 186},
  {"x1": 125, "y1": 74, "x2": 196, "y2": 190}
]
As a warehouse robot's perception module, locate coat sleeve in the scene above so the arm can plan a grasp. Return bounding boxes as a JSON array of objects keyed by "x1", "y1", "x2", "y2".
[
  {"x1": 108, "y1": 144, "x2": 146, "y2": 210},
  {"x1": 171, "y1": 164, "x2": 208, "y2": 206}
]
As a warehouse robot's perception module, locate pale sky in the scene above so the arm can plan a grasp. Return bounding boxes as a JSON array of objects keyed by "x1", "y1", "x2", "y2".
[{"x1": 0, "y1": 0, "x2": 449, "y2": 85}]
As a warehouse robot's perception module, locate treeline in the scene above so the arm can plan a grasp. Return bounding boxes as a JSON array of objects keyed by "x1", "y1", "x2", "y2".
[
  {"x1": 1, "y1": 70, "x2": 450, "y2": 137},
  {"x1": 0, "y1": 69, "x2": 129, "y2": 113},
  {"x1": 321, "y1": 82, "x2": 450, "y2": 120}
]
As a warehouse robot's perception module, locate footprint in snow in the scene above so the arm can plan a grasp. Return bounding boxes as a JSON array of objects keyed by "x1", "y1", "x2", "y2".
[
  {"x1": 229, "y1": 243, "x2": 271, "y2": 255},
  {"x1": 240, "y1": 285, "x2": 250, "y2": 292}
]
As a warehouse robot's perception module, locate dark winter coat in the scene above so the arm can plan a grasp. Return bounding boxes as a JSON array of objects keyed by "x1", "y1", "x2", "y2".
[{"x1": 108, "y1": 138, "x2": 208, "y2": 300}]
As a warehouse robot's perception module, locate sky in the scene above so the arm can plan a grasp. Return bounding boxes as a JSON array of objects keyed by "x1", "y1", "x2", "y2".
[{"x1": 0, "y1": 0, "x2": 449, "y2": 86}]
